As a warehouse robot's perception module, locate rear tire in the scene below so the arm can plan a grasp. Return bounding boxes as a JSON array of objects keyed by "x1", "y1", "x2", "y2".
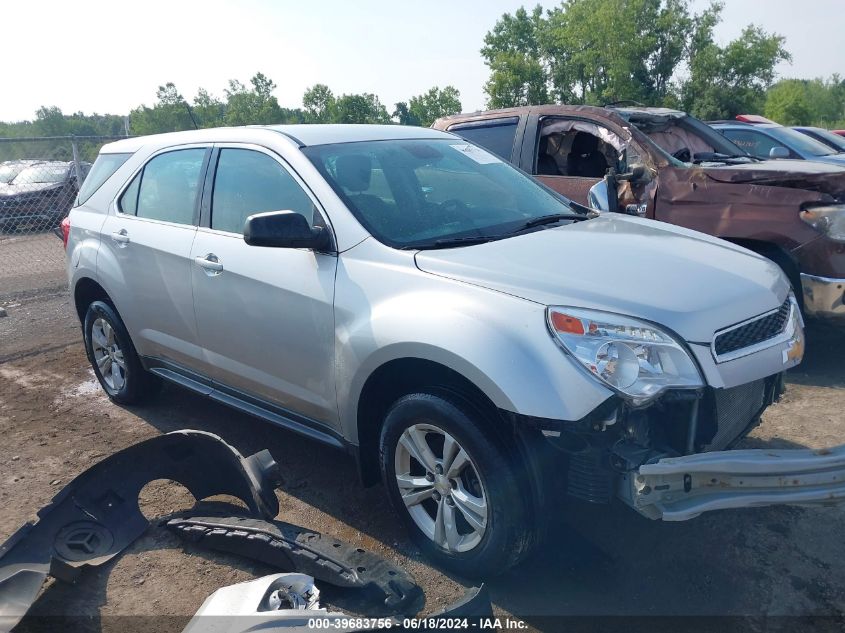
[
  {"x1": 83, "y1": 300, "x2": 160, "y2": 404},
  {"x1": 379, "y1": 392, "x2": 535, "y2": 577}
]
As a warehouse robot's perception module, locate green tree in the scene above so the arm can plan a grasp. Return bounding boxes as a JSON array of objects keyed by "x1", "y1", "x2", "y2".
[
  {"x1": 130, "y1": 82, "x2": 195, "y2": 134},
  {"x1": 764, "y1": 80, "x2": 812, "y2": 125},
  {"x1": 392, "y1": 102, "x2": 420, "y2": 126},
  {"x1": 332, "y1": 93, "x2": 390, "y2": 124},
  {"x1": 224, "y1": 73, "x2": 284, "y2": 126},
  {"x1": 481, "y1": 5, "x2": 549, "y2": 107},
  {"x1": 303, "y1": 84, "x2": 336, "y2": 123},
  {"x1": 192, "y1": 88, "x2": 226, "y2": 128},
  {"x1": 680, "y1": 3, "x2": 791, "y2": 119},
  {"x1": 484, "y1": 51, "x2": 549, "y2": 108},
  {"x1": 541, "y1": 0, "x2": 692, "y2": 104},
  {"x1": 481, "y1": 0, "x2": 789, "y2": 114},
  {"x1": 802, "y1": 77, "x2": 845, "y2": 124},
  {"x1": 481, "y1": 0, "x2": 693, "y2": 107},
  {"x1": 407, "y1": 86, "x2": 462, "y2": 127},
  {"x1": 764, "y1": 77, "x2": 845, "y2": 126},
  {"x1": 481, "y1": 5, "x2": 545, "y2": 61},
  {"x1": 33, "y1": 106, "x2": 70, "y2": 136}
]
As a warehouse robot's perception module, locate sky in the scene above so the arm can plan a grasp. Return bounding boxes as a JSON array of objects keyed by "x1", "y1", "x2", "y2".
[{"x1": 3, "y1": 0, "x2": 844, "y2": 122}]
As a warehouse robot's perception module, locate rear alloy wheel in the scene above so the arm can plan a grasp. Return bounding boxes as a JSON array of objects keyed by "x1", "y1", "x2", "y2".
[
  {"x1": 380, "y1": 392, "x2": 534, "y2": 577},
  {"x1": 83, "y1": 300, "x2": 160, "y2": 404},
  {"x1": 90, "y1": 317, "x2": 127, "y2": 392}
]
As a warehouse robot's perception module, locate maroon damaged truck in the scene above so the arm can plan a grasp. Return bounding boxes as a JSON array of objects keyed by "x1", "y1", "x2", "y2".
[{"x1": 433, "y1": 105, "x2": 845, "y2": 323}]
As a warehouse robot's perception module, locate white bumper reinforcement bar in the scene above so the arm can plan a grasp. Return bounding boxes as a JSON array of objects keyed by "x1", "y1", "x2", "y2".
[{"x1": 621, "y1": 444, "x2": 845, "y2": 521}]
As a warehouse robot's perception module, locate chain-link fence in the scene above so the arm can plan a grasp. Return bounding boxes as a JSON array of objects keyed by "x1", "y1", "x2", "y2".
[{"x1": 0, "y1": 136, "x2": 128, "y2": 300}]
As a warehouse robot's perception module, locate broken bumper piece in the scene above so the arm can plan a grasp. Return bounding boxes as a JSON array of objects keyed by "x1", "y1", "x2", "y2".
[
  {"x1": 621, "y1": 444, "x2": 845, "y2": 521},
  {"x1": 167, "y1": 515, "x2": 424, "y2": 616},
  {"x1": 184, "y1": 573, "x2": 492, "y2": 633},
  {"x1": 0, "y1": 430, "x2": 281, "y2": 633}
]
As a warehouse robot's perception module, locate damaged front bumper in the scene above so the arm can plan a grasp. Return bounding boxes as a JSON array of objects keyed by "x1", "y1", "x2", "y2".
[
  {"x1": 801, "y1": 273, "x2": 845, "y2": 321},
  {"x1": 620, "y1": 444, "x2": 845, "y2": 520}
]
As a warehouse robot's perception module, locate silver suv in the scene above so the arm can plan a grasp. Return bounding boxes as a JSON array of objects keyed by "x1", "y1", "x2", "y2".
[{"x1": 64, "y1": 125, "x2": 845, "y2": 576}]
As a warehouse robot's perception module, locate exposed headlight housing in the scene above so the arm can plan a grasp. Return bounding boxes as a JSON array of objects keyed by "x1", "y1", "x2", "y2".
[
  {"x1": 547, "y1": 307, "x2": 703, "y2": 406},
  {"x1": 800, "y1": 203, "x2": 845, "y2": 242}
]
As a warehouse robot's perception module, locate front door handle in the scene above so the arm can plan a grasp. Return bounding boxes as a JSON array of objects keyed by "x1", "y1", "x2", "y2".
[
  {"x1": 111, "y1": 229, "x2": 130, "y2": 244},
  {"x1": 194, "y1": 254, "x2": 223, "y2": 272}
]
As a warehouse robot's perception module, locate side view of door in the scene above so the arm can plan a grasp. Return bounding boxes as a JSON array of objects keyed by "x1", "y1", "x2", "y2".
[
  {"x1": 97, "y1": 147, "x2": 210, "y2": 375},
  {"x1": 188, "y1": 144, "x2": 340, "y2": 435}
]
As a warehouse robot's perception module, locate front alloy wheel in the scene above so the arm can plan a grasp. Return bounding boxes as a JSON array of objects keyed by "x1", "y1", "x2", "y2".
[
  {"x1": 395, "y1": 423, "x2": 488, "y2": 553},
  {"x1": 380, "y1": 392, "x2": 535, "y2": 577}
]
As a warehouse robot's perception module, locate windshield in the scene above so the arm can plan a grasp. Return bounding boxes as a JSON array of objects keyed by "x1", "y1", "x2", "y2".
[
  {"x1": 304, "y1": 138, "x2": 579, "y2": 248},
  {"x1": 800, "y1": 128, "x2": 845, "y2": 152},
  {"x1": 0, "y1": 162, "x2": 29, "y2": 184},
  {"x1": 766, "y1": 126, "x2": 836, "y2": 156},
  {"x1": 626, "y1": 113, "x2": 750, "y2": 166},
  {"x1": 13, "y1": 163, "x2": 69, "y2": 184}
]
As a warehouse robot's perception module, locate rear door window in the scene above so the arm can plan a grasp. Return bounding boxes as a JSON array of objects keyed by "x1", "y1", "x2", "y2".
[
  {"x1": 77, "y1": 153, "x2": 130, "y2": 205},
  {"x1": 447, "y1": 117, "x2": 519, "y2": 160},
  {"x1": 210, "y1": 149, "x2": 316, "y2": 234},
  {"x1": 119, "y1": 149, "x2": 206, "y2": 225}
]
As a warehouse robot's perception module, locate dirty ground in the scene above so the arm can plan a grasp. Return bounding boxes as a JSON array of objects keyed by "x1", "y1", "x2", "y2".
[{"x1": 1, "y1": 288, "x2": 844, "y2": 631}]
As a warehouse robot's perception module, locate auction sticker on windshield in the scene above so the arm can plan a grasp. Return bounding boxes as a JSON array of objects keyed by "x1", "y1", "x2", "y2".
[{"x1": 449, "y1": 143, "x2": 501, "y2": 164}]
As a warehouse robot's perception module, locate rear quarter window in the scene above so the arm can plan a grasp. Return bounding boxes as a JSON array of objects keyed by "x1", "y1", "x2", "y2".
[
  {"x1": 447, "y1": 117, "x2": 519, "y2": 160},
  {"x1": 76, "y1": 153, "x2": 132, "y2": 205}
]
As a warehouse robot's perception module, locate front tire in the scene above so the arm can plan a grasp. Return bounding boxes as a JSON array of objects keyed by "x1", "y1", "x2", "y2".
[
  {"x1": 379, "y1": 392, "x2": 535, "y2": 577},
  {"x1": 83, "y1": 300, "x2": 160, "y2": 404}
]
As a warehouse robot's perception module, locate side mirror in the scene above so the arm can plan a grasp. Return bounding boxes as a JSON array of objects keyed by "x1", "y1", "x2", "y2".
[
  {"x1": 587, "y1": 178, "x2": 612, "y2": 213},
  {"x1": 769, "y1": 146, "x2": 790, "y2": 159},
  {"x1": 244, "y1": 211, "x2": 330, "y2": 250}
]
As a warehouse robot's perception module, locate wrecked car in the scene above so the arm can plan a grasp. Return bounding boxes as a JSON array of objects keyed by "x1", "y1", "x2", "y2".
[
  {"x1": 62, "y1": 124, "x2": 844, "y2": 576},
  {"x1": 434, "y1": 105, "x2": 845, "y2": 323}
]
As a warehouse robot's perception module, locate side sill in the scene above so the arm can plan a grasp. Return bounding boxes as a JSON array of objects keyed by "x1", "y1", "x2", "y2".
[{"x1": 145, "y1": 358, "x2": 347, "y2": 452}]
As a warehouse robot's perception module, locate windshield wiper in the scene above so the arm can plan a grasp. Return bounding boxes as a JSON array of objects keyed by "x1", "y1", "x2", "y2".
[
  {"x1": 519, "y1": 212, "x2": 591, "y2": 230},
  {"x1": 427, "y1": 235, "x2": 501, "y2": 249},
  {"x1": 406, "y1": 212, "x2": 592, "y2": 250}
]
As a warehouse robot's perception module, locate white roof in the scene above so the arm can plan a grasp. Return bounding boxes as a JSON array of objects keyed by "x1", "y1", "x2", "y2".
[{"x1": 101, "y1": 124, "x2": 455, "y2": 153}]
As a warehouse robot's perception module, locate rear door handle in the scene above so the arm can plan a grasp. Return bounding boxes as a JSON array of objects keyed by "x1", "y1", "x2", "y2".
[
  {"x1": 194, "y1": 254, "x2": 223, "y2": 272},
  {"x1": 111, "y1": 229, "x2": 130, "y2": 244}
]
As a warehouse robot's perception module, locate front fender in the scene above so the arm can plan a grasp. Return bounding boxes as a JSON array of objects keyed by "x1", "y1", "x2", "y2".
[{"x1": 335, "y1": 243, "x2": 613, "y2": 443}]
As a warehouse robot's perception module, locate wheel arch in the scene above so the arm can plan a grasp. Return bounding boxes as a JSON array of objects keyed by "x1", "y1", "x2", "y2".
[
  {"x1": 73, "y1": 276, "x2": 114, "y2": 323},
  {"x1": 355, "y1": 357, "x2": 507, "y2": 487}
]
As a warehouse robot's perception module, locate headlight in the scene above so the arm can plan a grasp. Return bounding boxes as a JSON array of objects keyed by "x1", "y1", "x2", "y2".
[
  {"x1": 800, "y1": 203, "x2": 845, "y2": 242},
  {"x1": 547, "y1": 307, "x2": 703, "y2": 406}
]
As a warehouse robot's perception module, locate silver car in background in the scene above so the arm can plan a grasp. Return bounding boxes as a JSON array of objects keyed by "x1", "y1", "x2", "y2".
[{"x1": 63, "y1": 125, "x2": 845, "y2": 576}]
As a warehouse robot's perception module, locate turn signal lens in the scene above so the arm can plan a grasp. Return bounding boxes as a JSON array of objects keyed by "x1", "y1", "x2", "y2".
[{"x1": 550, "y1": 312, "x2": 585, "y2": 335}]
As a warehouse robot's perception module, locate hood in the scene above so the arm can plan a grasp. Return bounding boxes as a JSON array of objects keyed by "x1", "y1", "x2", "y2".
[
  {"x1": 702, "y1": 159, "x2": 845, "y2": 195},
  {"x1": 415, "y1": 215, "x2": 789, "y2": 343},
  {"x1": 812, "y1": 154, "x2": 845, "y2": 167}
]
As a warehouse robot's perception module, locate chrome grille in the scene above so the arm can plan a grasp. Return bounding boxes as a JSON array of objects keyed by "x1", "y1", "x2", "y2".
[
  {"x1": 713, "y1": 298, "x2": 791, "y2": 361},
  {"x1": 706, "y1": 379, "x2": 766, "y2": 451}
]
